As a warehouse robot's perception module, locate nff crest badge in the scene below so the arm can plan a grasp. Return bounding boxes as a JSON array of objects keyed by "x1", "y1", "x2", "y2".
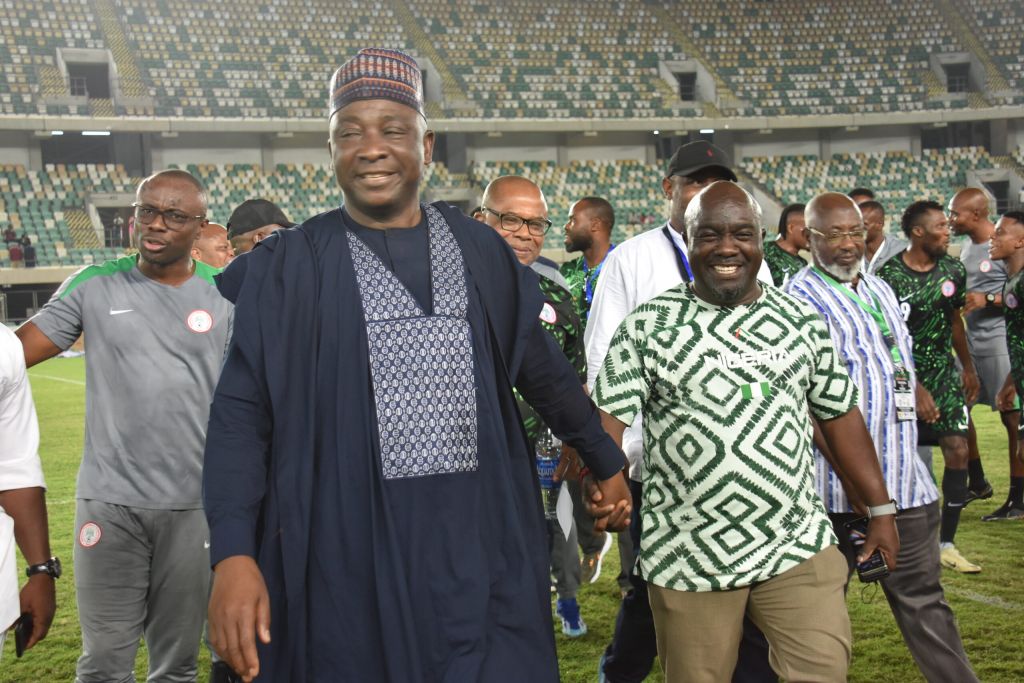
[{"x1": 186, "y1": 309, "x2": 214, "y2": 333}]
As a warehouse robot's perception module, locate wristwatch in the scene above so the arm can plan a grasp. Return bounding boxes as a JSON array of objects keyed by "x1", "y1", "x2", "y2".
[
  {"x1": 866, "y1": 500, "x2": 898, "y2": 519},
  {"x1": 25, "y1": 557, "x2": 61, "y2": 579},
  {"x1": 986, "y1": 293, "x2": 997, "y2": 306}
]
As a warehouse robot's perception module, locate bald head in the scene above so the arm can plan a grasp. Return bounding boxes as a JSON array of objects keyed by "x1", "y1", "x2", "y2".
[
  {"x1": 806, "y1": 193, "x2": 862, "y2": 230},
  {"x1": 191, "y1": 221, "x2": 232, "y2": 268},
  {"x1": 805, "y1": 193, "x2": 865, "y2": 282},
  {"x1": 481, "y1": 176, "x2": 546, "y2": 209},
  {"x1": 948, "y1": 187, "x2": 993, "y2": 237},
  {"x1": 477, "y1": 175, "x2": 550, "y2": 266},
  {"x1": 683, "y1": 181, "x2": 764, "y2": 307},
  {"x1": 683, "y1": 181, "x2": 762, "y2": 244},
  {"x1": 138, "y1": 169, "x2": 208, "y2": 211}
]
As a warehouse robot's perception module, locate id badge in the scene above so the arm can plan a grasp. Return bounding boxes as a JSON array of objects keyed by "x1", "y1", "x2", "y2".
[{"x1": 893, "y1": 366, "x2": 915, "y2": 421}]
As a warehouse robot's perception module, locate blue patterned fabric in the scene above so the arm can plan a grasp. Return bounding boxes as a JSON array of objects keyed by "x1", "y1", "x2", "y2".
[{"x1": 347, "y1": 205, "x2": 478, "y2": 479}]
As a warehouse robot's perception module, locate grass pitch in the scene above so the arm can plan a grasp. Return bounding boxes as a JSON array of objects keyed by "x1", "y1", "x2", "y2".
[{"x1": 5, "y1": 355, "x2": 1023, "y2": 681}]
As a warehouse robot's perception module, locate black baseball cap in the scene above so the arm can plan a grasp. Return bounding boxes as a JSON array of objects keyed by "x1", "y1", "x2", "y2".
[
  {"x1": 227, "y1": 199, "x2": 295, "y2": 238},
  {"x1": 666, "y1": 141, "x2": 737, "y2": 182}
]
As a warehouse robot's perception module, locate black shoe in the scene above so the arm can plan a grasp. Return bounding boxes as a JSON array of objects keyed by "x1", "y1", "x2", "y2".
[
  {"x1": 981, "y1": 500, "x2": 1024, "y2": 521},
  {"x1": 210, "y1": 661, "x2": 240, "y2": 683},
  {"x1": 964, "y1": 481, "x2": 994, "y2": 507}
]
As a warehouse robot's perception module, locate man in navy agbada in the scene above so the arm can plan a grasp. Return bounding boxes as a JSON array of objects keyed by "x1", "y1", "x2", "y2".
[{"x1": 203, "y1": 48, "x2": 632, "y2": 682}]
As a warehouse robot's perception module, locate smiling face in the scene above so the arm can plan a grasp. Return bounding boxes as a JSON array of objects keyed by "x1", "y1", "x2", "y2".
[
  {"x1": 989, "y1": 216, "x2": 1024, "y2": 261},
  {"x1": 328, "y1": 98, "x2": 434, "y2": 228},
  {"x1": 134, "y1": 174, "x2": 206, "y2": 268},
  {"x1": 947, "y1": 189, "x2": 987, "y2": 237},
  {"x1": 685, "y1": 182, "x2": 763, "y2": 306},
  {"x1": 914, "y1": 208, "x2": 951, "y2": 259},
  {"x1": 479, "y1": 176, "x2": 548, "y2": 266}
]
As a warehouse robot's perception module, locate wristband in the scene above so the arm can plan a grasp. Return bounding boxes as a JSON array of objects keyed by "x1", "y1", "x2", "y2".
[
  {"x1": 866, "y1": 500, "x2": 898, "y2": 519},
  {"x1": 578, "y1": 466, "x2": 591, "y2": 481}
]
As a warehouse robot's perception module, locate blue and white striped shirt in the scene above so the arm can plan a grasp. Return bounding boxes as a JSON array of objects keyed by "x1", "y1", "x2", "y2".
[{"x1": 786, "y1": 267, "x2": 939, "y2": 512}]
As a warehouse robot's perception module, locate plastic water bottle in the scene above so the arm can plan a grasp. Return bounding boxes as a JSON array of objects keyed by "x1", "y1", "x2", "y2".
[{"x1": 536, "y1": 429, "x2": 561, "y2": 520}]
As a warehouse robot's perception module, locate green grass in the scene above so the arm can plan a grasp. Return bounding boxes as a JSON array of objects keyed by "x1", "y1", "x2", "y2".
[{"x1": 5, "y1": 355, "x2": 1023, "y2": 681}]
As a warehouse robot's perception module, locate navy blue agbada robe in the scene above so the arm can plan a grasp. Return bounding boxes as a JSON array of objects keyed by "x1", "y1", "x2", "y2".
[{"x1": 203, "y1": 202, "x2": 625, "y2": 682}]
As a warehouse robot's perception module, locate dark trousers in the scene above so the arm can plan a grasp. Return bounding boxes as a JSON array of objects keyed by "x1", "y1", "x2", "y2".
[
  {"x1": 830, "y1": 502, "x2": 978, "y2": 683},
  {"x1": 601, "y1": 481, "x2": 776, "y2": 683}
]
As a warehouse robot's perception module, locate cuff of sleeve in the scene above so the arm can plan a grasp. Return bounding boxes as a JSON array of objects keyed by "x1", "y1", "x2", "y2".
[
  {"x1": 209, "y1": 518, "x2": 257, "y2": 568},
  {"x1": 579, "y1": 434, "x2": 627, "y2": 481}
]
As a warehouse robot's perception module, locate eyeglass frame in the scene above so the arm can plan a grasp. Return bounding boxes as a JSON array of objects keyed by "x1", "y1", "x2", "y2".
[
  {"x1": 131, "y1": 203, "x2": 206, "y2": 231},
  {"x1": 480, "y1": 207, "x2": 552, "y2": 236},
  {"x1": 805, "y1": 226, "x2": 867, "y2": 244}
]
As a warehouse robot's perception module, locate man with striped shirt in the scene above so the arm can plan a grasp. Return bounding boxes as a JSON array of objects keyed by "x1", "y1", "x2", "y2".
[{"x1": 786, "y1": 193, "x2": 977, "y2": 683}]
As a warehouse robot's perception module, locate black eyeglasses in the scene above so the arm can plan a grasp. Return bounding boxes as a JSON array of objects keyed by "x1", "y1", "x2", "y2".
[
  {"x1": 132, "y1": 203, "x2": 205, "y2": 230},
  {"x1": 481, "y1": 207, "x2": 552, "y2": 236}
]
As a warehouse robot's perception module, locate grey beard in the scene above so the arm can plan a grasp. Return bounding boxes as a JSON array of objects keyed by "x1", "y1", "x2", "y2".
[{"x1": 811, "y1": 242, "x2": 861, "y2": 282}]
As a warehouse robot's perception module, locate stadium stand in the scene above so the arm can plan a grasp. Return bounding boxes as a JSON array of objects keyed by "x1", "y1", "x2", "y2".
[
  {"x1": 0, "y1": 164, "x2": 130, "y2": 266},
  {"x1": 4, "y1": 0, "x2": 1020, "y2": 119},
  {"x1": 660, "y1": 0, "x2": 971, "y2": 116},
  {"x1": 5, "y1": 150, "x2": 1021, "y2": 267},
  {"x1": 952, "y1": 0, "x2": 1024, "y2": 99},
  {"x1": 403, "y1": 0, "x2": 697, "y2": 119},
  {"x1": 741, "y1": 147, "x2": 998, "y2": 218},
  {"x1": 0, "y1": 0, "x2": 105, "y2": 116},
  {"x1": 114, "y1": 0, "x2": 412, "y2": 119}
]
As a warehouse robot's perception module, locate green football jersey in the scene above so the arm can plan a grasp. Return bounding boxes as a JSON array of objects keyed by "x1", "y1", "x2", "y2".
[
  {"x1": 877, "y1": 254, "x2": 966, "y2": 373},
  {"x1": 516, "y1": 273, "x2": 586, "y2": 448},
  {"x1": 762, "y1": 240, "x2": 807, "y2": 287},
  {"x1": 1003, "y1": 269, "x2": 1024, "y2": 392},
  {"x1": 559, "y1": 248, "x2": 614, "y2": 322}
]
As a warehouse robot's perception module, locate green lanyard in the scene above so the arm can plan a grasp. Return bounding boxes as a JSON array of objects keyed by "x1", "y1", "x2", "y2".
[{"x1": 812, "y1": 267, "x2": 904, "y2": 365}]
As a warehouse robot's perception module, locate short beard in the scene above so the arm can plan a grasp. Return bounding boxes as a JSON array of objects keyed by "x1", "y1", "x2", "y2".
[
  {"x1": 811, "y1": 241, "x2": 860, "y2": 282},
  {"x1": 565, "y1": 233, "x2": 591, "y2": 253},
  {"x1": 707, "y1": 281, "x2": 747, "y2": 304}
]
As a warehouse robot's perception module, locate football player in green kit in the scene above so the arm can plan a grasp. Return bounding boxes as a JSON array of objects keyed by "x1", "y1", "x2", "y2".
[
  {"x1": 988, "y1": 211, "x2": 1024, "y2": 519},
  {"x1": 878, "y1": 200, "x2": 982, "y2": 573}
]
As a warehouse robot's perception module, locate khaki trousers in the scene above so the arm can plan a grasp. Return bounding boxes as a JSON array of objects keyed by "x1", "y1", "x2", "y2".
[{"x1": 648, "y1": 546, "x2": 851, "y2": 683}]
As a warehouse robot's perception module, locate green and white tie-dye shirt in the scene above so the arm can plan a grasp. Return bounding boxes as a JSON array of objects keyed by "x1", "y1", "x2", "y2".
[{"x1": 593, "y1": 283, "x2": 857, "y2": 592}]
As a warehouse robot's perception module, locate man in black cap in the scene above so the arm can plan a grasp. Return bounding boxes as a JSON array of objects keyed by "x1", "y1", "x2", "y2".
[
  {"x1": 203, "y1": 47, "x2": 631, "y2": 682},
  {"x1": 586, "y1": 141, "x2": 775, "y2": 683},
  {"x1": 226, "y1": 198, "x2": 294, "y2": 256}
]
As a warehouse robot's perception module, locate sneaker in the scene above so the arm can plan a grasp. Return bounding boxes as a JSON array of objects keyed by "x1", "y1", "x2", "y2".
[
  {"x1": 581, "y1": 531, "x2": 615, "y2": 584},
  {"x1": 556, "y1": 597, "x2": 588, "y2": 637},
  {"x1": 940, "y1": 546, "x2": 982, "y2": 573},
  {"x1": 981, "y1": 500, "x2": 1024, "y2": 521},
  {"x1": 598, "y1": 651, "x2": 608, "y2": 683},
  {"x1": 964, "y1": 481, "x2": 994, "y2": 507}
]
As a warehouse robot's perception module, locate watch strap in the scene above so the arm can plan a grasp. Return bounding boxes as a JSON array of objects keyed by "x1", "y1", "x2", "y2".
[
  {"x1": 866, "y1": 500, "x2": 898, "y2": 518},
  {"x1": 25, "y1": 557, "x2": 59, "y2": 578}
]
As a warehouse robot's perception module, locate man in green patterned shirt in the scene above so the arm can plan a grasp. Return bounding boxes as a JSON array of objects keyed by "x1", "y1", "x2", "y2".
[
  {"x1": 560, "y1": 196, "x2": 616, "y2": 322},
  {"x1": 476, "y1": 175, "x2": 590, "y2": 637},
  {"x1": 989, "y1": 211, "x2": 1024, "y2": 518},
  {"x1": 592, "y1": 181, "x2": 898, "y2": 682},
  {"x1": 877, "y1": 200, "x2": 982, "y2": 573},
  {"x1": 762, "y1": 203, "x2": 808, "y2": 286}
]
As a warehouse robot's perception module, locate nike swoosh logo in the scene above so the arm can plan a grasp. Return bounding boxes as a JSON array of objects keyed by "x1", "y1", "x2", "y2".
[
  {"x1": 203, "y1": 541, "x2": 210, "y2": 549},
  {"x1": 109, "y1": 309, "x2": 133, "y2": 315}
]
